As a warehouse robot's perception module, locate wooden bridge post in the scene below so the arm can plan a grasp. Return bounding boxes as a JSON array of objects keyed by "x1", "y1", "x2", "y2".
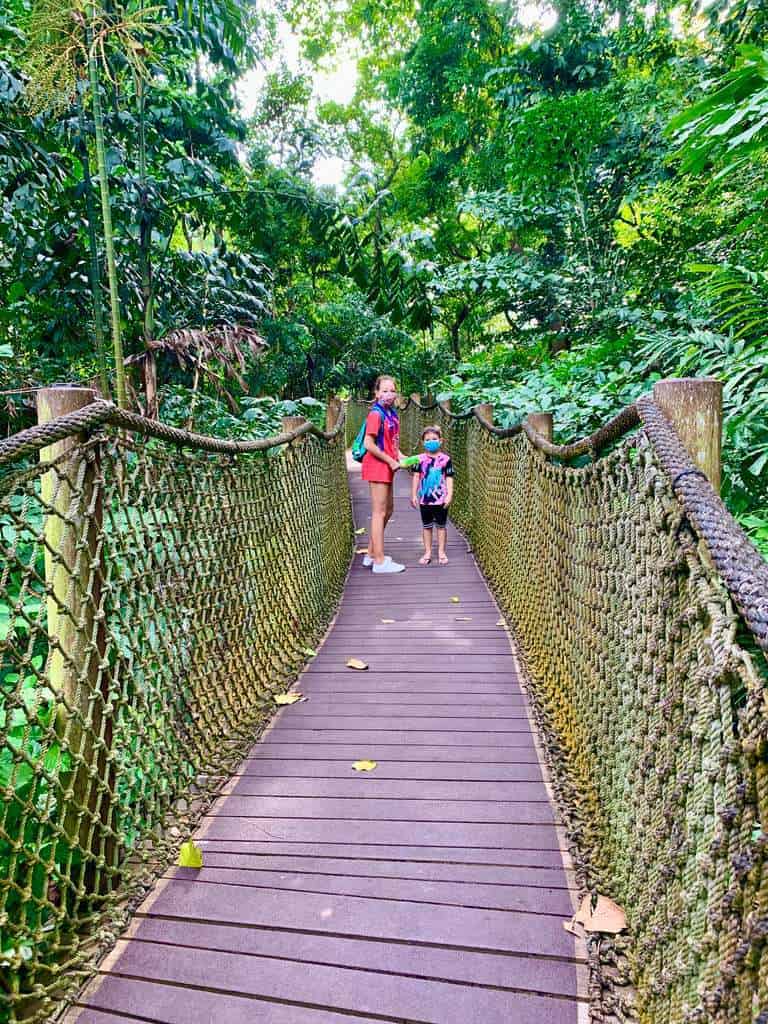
[
  {"x1": 282, "y1": 415, "x2": 308, "y2": 441},
  {"x1": 38, "y1": 386, "x2": 113, "y2": 882},
  {"x1": 475, "y1": 403, "x2": 494, "y2": 426},
  {"x1": 410, "y1": 393, "x2": 421, "y2": 405},
  {"x1": 325, "y1": 396, "x2": 342, "y2": 432},
  {"x1": 526, "y1": 412, "x2": 553, "y2": 443},
  {"x1": 652, "y1": 377, "x2": 723, "y2": 492}
]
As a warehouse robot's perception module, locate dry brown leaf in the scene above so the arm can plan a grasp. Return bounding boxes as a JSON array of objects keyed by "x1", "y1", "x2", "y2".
[
  {"x1": 352, "y1": 759, "x2": 377, "y2": 772},
  {"x1": 564, "y1": 895, "x2": 627, "y2": 936},
  {"x1": 346, "y1": 658, "x2": 369, "y2": 671},
  {"x1": 274, "y1": 692, "x2": 305, "y2": 705}
]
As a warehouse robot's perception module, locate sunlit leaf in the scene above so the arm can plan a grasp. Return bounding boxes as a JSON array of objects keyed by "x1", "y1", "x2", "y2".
[{"x1": 177, "y1": 840, "x2": 203, "y2": 868}]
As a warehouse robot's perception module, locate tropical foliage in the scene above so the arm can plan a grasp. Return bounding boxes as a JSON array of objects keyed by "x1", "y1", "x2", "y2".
[{"x1": 0, "y1": 0, "x2": 766, "y2": 544}]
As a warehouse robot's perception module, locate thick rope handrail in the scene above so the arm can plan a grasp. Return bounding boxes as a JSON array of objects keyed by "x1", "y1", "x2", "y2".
[
  {"x1": 637, "y1": 395, "x2": 768, "y2": 653},
  {"x1": 0, "y1": 399, "x2": 347, "y2": 467}
]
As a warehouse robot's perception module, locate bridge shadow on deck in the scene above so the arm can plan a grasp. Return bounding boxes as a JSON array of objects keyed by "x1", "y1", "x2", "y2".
[{"x1": 69, "y1": 463, "x2": 586, "y2": 1024}]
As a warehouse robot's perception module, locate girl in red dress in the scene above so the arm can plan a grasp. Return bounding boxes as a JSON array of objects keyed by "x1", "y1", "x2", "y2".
[{"x1": 361, "y1": 375, "x2": 406, "y2": 573}]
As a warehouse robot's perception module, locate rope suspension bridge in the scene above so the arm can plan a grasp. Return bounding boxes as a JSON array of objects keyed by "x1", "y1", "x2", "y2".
[{"x1": 0, "y1": 381, "x2": 766, "y2": 1023}]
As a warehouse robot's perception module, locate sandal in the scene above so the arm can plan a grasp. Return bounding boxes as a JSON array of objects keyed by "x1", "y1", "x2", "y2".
[
  {"x1": 438, "y1": 554, "x2": 449, "y2": 565},
  {"x1": 418, "y1": 554, "x2": 432, "y2": 565}
]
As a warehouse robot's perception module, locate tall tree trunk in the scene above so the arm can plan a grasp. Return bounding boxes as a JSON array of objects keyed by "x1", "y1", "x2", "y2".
[
  {"x1": 76, "y1": 87, "x2": 110, "y2": 398},
  {"x1": 87, "y1": 6, "x2": 127, "y2": 408},
  {"x1": 136, "y1": 75, "x2": 158, "y2": 417},
  {"x1": 450, "y1": 305, "x2": 469, "y2": 360}
]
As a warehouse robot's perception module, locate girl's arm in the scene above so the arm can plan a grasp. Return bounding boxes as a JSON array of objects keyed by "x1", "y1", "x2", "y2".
[
  {"x1": 445, "y1": 477, "x2": 454, "y2": 506},
  {"x1": 363, "y1": 429, "x2": 399, "y2": 469},
  {"x1": 411, "y1": 471, "x2": 419, "y2": 508}
]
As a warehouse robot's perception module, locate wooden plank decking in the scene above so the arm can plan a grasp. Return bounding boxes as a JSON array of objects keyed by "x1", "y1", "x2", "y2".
[{"x1": 70, "y1": 462, "x2": 587, "y2": 1024}]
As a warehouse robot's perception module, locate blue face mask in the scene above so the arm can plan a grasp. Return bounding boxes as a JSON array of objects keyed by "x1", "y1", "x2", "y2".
[{"x1": 423, "y1": 439, "x2": 441, "y2": 453}]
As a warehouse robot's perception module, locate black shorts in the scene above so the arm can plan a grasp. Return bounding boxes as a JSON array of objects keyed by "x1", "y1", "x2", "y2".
[{"x1": 420, "y1": 504, "x2": 448, "y2": 528}]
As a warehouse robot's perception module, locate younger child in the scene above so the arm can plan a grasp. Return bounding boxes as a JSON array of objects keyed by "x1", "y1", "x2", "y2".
[{"x1": 410, "y1": 425, "x2": 454, "y2": 565}]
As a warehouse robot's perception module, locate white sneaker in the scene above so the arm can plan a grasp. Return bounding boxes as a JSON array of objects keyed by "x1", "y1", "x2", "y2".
[
  {"x1": 362, "y1": 554, "x2": 373, "y2": 567},
  {"x1": 372, "y1": 556, "x2": 405, "y2": 574}
]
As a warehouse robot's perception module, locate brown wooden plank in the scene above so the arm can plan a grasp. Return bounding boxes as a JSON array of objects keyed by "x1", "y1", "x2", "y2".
[
  {"x1": 236, "y1": 760, "x2": 545, "y2": 781},
  {"x1": 165, "y1": 865, "x2": 572, "y2": 914},
  {"x1": 287, "y1": 698, "x2": 530, "y2": 710},
  {"x1": 212, "y1": 795, "x2": 556, "y2": 825},
  {"x1": 140, "y1": 877, "x2": 577, "y2": 958},
  {"x1": 298, "y1": 676, "x2": 521, "y2": 693},
  {"x1": 226, "y1": 777, "x2": 550, "y2": 800},
  {"x1": 195, "y1": 840, "x2": 567, "y2": 867},
  {"x1": 198, "y1": 817, "x2": 561, "y2": 848},
  {"x1": 195, "y1": 851, "x2": 572, "y2": 888},
  {"x1": 304, "y1": 655, "x2": 517, "y2": 673},
  {"x1": 245, "y1": 743, "x2": 542, "y2": 762},
  {"x1": 260, "y1": 729, "x2": 537, "y2": 747},
  {"x1": 283, "y1": 704, "x2": 533, "y2": 717},
  {"x1": 94, "y1": 940, "x2": 578, "y2": 1024},
  {"x1": 124, "y1": 918, "x2": 585, "y2": 998},
  {"x1": 271, "y1": 715, "x2": 534, "y2": 731}
]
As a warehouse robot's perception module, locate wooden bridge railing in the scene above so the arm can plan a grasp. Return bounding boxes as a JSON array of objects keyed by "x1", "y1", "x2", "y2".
[
  {"x1": 0, "y1": 391, "x2": 352, "y2": 1023},
  {"x1": 349, "y1": 381, "x2": 768, "y2": 1024}
]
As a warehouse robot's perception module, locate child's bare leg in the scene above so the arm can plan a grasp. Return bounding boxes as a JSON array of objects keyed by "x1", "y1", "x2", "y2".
[
  {"x1": 383, "y1": 487, "x2": 394, "y2": 532},
  {"x1": 437, "y1": 526, "x2": 448, "y2": 564},
  {"x1": 369, "y1": 482, "x2": 389, "y2": 563},
  {"x1": 419, "y1": 527, "x2": 433, "y2": 565}
]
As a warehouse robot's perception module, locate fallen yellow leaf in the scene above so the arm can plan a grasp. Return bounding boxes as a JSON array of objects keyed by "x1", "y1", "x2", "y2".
[
  {"x1": 450, "y1": 596, "x2": 460, "y2": 604},
  {"x1": 455, "y1": 616, "x2": 472, "y2": 621},
  {"x1": 356, "y1": 547, "x2": 368, "y2": 554},
  {"x1": 496, "y1": 620, "x2": 505, "y2": 627},
  {"x1": 381, "y1": 618, "x2": 395, "y2": 624},
  {"x1": 274, "y1": 692, "x2": 305, "y2": 705},
  {"x1": 352, "y1": 759, "x2": 377, "y2": 772},
  {"x1": 355, "y1": 527, "x2": 367, "y2": 535},
  {"x1": 177, "y1": 840, "x2": 203, "y2": 868},
  {"x1": 346, "y1": 658, "x2": 368, "y2": 671}
]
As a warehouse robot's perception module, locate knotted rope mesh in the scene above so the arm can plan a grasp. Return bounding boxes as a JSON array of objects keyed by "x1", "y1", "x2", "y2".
[
  {"x1": 0, "y1": 405, "x2": 352, "y2": 1022},
  {"x1": 348, "y1": 396, "x2": 768, "y2": 1023}
]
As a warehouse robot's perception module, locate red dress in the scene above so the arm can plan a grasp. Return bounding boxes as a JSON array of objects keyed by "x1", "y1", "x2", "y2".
[{"x1": 361, "y1": 406, "x2": 400, "y2": 483}]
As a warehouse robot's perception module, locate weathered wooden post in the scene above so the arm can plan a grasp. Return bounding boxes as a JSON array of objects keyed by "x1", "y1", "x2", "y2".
[
  {"x1": 282, "y1": 415, "x2": 308, "y2": 438},
  {"x1": 325, "y1": 396, "x2": 342, "y2": 432},
  {"x1": 38, "y1": 387, "x2": 112, "y2": 882},
  {"x1": 652, "y1": 377, "x2": 723, "y2": 493},
  {"x1": 475, "y1": 402, "x2": 494, "y2": 426},
  {"x1": 410, "y1": 393, "x2": 421, "y2": 404},
  {"x1": 526, "y1": 412, "x2": 554, "y2": 443}
]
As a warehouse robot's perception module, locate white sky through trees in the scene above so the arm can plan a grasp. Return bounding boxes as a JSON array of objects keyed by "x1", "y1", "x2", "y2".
[{"x1": 238, "y1": 3, "x2": 557, "y2": 188}]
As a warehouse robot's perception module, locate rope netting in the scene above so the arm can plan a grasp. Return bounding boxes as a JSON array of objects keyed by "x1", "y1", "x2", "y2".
[
  {"x1": 0, "y1": 401, "x2": 352, "y2": 1022},
  {"x1": 348, "y1": 396, "x2": 768, "y2": 1024}
]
